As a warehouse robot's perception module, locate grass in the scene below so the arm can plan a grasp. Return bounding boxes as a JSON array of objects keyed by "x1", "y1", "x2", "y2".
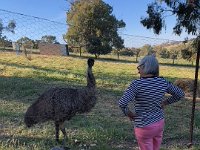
[{"x1": 0, "y1": 52, "x2": 199, "y2": 150}]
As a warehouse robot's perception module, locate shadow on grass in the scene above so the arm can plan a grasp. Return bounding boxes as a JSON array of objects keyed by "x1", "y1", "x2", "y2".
[
  {"x1": 0, "y1": 61, "x2": 134, "y2": 84},
  {"x1": 1, "y1": 51, "x2": 197, "y2": 68},
  {"x1": 0, "y1": 61, "x2": 81, "y2": 76},
  {"x1": 69, "y1": 54, "x2": 197, "y2": 68},
  {"x1": 69, "y1": 54, "x2": 138, "y2": 64},
  {"x1": 0, "y1": 76, "x2": 49, "y2": 103},
  {"x1": 0, "y1": 70, "x2": 183, "y2": 105}
]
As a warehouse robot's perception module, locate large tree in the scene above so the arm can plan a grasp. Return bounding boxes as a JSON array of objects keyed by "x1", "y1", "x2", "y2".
[
  {"x1": 65, "y1": 0, "x2": 125, "y2": 58},
  {"x1": 141, "y1": 0, "x2": 199, "y2": 146}
]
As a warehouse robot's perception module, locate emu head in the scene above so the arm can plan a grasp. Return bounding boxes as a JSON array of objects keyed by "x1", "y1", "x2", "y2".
[
  {"x1": 88, "y1": 58, "x2": 94, "y2": 68},
  {"x1": 24, "y1": 105, "x2": 38, "y2": 127}
]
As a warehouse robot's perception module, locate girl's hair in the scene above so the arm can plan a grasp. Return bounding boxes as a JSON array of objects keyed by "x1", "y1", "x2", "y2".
[{"x1": 139, "y1": 55, "x2": 159, "y2": 76}]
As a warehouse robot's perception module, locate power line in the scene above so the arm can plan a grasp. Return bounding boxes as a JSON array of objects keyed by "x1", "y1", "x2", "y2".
[
  {"x1": 0, "y1": 9, "x2": 179, "y2": 43},
  {"x1": 0, "y1": 9, "x2": 185, "y2": 47},
  {"x1": 0, "y1": 9, "x2": 68, "y2": 26},
  {"x1": 119, "y1": 33, "x2": 183, "y2": 42}
]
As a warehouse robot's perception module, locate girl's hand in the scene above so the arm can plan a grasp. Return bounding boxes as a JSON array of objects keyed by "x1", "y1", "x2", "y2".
[{"x1": 127, "y1": 111, "x2": 137, "y2": 121}]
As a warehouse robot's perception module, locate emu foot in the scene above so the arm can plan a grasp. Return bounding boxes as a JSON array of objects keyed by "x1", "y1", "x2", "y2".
[{"x1": 62, "y1": 135, "x2": 68, "y2": 146}]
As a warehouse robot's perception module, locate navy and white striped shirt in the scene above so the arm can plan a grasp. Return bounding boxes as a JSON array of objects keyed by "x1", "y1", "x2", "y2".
[{"x1": 119, "y1": 77, "x2": 185, "y2": 128}]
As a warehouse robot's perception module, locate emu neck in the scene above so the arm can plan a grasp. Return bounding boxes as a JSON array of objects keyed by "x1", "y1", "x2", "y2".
[{"x1": 87, "y1": 66, "x2": 95, "y2": 88}]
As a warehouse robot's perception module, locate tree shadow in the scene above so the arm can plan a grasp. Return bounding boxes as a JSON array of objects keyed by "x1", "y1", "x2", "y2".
[
  {"x1": 69, "y1": 54, "x2": 137, "y2": 64},
  {"x1": 0, "y1": 61, "x2": 77, "y2": 76},
  {"x1": 0, "y1": 76, "x2": 49, "y2": 103},
  {"x1": 0, "y1": 67, "x2": 183, "y2": 104},
  {"x1": 68, "y1": 54, "x2": 197, "y2": 68}
]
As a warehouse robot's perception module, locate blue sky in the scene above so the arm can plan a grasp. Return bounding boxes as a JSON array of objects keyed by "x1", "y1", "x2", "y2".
[{"x1": 0, "y1": 0, "x2": 196, "y2": 47}]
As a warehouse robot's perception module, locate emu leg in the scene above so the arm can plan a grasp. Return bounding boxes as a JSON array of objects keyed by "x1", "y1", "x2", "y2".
[
  {"x1": 55, "y1": 121, "x2": 60, "y2": 142},
  {"x1": 59, "y1": 122, "x2": 68, "y2": 147}
]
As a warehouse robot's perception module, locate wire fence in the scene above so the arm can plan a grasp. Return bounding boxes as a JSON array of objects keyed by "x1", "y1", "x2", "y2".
[
  {"x1": 0, "y1": 9, "x2": 200, "y2": 149},
  {"x1": 0, "y1": 9, "x2": 182, "y2": 51},
  {"x1": 119, "y1": 33, "x2": 180, "y2": 48},
  {"x1": 0, "y1": 9, "x2": 67, "y2": 45}
]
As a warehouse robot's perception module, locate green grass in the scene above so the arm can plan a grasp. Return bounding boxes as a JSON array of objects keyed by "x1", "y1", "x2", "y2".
[{"x1": 0, "y1": 52, "x2": 199, "y2": 150}]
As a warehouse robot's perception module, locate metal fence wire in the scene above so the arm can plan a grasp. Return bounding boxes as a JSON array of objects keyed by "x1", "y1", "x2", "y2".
[
  {"x1": 0, "y1": 9, "x2": 200, "y2": 149},
  {"x1": 0, "y1": 9, "x2": 67, "y2": 45}
]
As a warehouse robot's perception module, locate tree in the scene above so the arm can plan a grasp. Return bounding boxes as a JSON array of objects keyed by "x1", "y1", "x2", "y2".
[
  {"x1": 17, "y1": 37, "x2": 34, "y2": 60},
  {"x1": 17, "y1": 37, "x2": 34, "y2": 48},
  {"x1": 65, "y1": 0, "x2": 125, "y2": 58},
  {"x1": 0, "y1": 19, "x2": 16, "y2": 37},
  {"x1": 112, "y1": 35, "x2": 124, "y2": 59},
  {"x1": 168, "y1": 47, "x2": 179, "y2": 64},
  {"x1": 141, "y1": 0, "x2": 199, "y2": 35},
  {"x1": 0, "y1": 19, "x2": 16, "y2": 50},
  {"x1": 181, "y1": 41, "x2": 196, "y2": 65},
  {"x1": 0, "y1": 36, "x2": 12, "y2": 49},
  {"x1": 141, "y1": 0, "x2": 200, "y2": 145},
  {"x1": 131, "y1": 48, "x2": 141, "y2": 62},
  {"x1": 159, "y1": 47, "x2": 170, "y2": 59},
  {"x1": 41, "y1": 35, "x2": 59, "y2": 44}
]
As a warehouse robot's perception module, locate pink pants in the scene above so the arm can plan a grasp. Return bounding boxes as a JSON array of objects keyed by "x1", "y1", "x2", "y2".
[{"x1": 134, "y1": 119, "x2": 164, "y2": 150}]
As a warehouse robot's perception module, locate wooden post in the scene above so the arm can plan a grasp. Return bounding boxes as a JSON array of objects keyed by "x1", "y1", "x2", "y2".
[{"x1": 188, "y1": 38, "x2": 200, "y2": 147}]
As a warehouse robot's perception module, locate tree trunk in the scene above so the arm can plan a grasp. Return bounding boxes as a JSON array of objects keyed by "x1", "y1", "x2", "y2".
[
  {"x1": 189, "y1": 38, "x2": 200, "y2": 145},
  {"x1": 136, "y1": 54, "x2": 138, "y2": 62},
  {"x1": 79, "y1": 47, "x2": 81, "y2": 57},
  {"x1": 117, "y1": 50, "x2": 119, "y2": 60}
]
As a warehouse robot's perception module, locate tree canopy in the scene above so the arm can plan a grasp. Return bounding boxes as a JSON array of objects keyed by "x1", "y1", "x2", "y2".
[
  {"x1": 41, "y1": 35, "x2": 59, "y2": 44},
  {"x1": 141, "y1": 0, "x2": 200, "y2": 61},
  {"x1": 65, "y1": 0, "x2": 125, "y2": 57},
  {"x1": 141, "y1": 0, "x2": 200, "y2": 36},
  {"x1": 0, "y1": 19, "x2": 16, "y2": 48},
  {"x1": 0, "y1": 19, "x2": 16, "y2": 37},
  {"x1": 17, "y1": 37, "x2": 34, "y2": 49}
]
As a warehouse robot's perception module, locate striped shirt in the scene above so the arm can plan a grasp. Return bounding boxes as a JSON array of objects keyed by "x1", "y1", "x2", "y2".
[{"x1": 119, "y1": 76, "x2": 185, "y2": 128}]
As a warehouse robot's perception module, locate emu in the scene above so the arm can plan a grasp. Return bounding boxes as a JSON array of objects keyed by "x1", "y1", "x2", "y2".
[{"x1": 24, "y1": 58, "x2": 96, "y2": 144}]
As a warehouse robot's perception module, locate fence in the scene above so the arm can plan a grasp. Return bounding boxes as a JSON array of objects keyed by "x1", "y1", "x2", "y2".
[
  {"x1": 0, "y1": 9, "x2": 199, "y2": 149},
  {"x1": 0, "y1": 9, "x2": 183, "y2": 56}
]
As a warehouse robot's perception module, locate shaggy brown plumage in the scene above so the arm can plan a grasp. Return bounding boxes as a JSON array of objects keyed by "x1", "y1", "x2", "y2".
[{"x1": 24, "y1": 58, "x2": 96, "y2": 143}]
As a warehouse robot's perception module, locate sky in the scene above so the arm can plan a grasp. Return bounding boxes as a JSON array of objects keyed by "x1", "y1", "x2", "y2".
[{"x1": 0, "y1": 0, "x2": 196, "y2": 47}]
